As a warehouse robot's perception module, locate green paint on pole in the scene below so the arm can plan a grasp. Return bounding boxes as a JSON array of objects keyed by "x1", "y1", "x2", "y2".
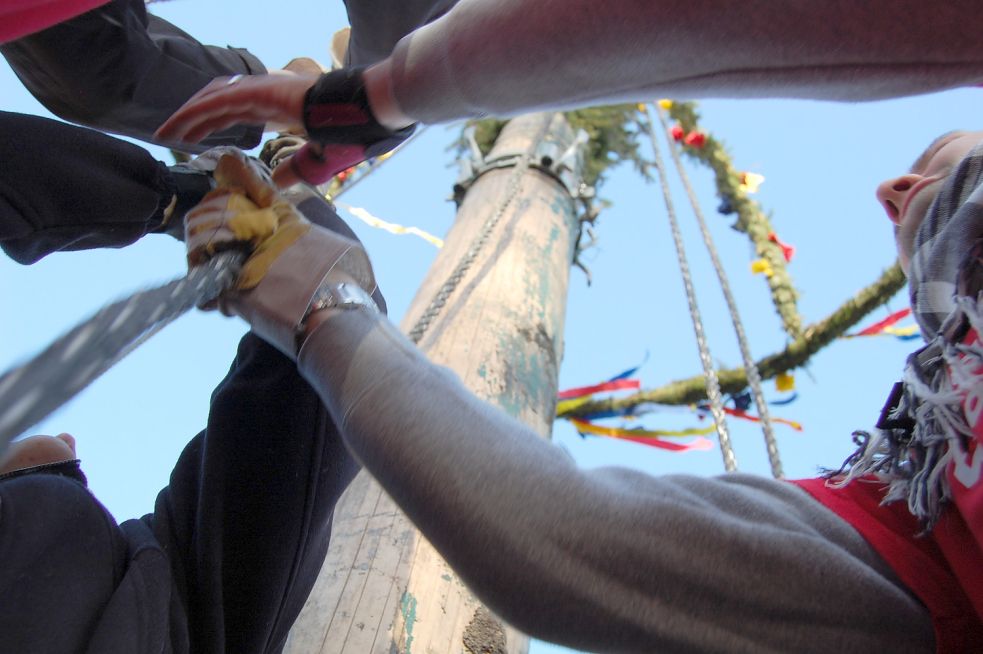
[{"x1": 400, "y1": 591, "x2": 418, "y2": 654}]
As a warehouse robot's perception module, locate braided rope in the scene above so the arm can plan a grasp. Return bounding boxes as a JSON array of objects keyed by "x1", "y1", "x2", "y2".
[
  {"x1": 654, "y1": 106, "x2": 784, "y2": 479},
  {"x1": 407, "y1": 113, "x2": 556, "y2": 344},
  {"x1": 0, "y1": 252, "x2": 243, "y2": 455},
  {"x1": 642, "y1": 106, "x2": 737, "y2": 472}
]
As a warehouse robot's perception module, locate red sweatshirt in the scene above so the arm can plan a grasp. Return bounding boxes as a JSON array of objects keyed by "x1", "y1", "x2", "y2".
[
  {"x1": 795, "y1": 325, "x2": 983, "y2": 653},
  {"x1": 1, "y1": 0, "x2": 108, "y2": 44}
]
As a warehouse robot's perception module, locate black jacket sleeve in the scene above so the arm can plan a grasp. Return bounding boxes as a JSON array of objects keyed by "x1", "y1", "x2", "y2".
[
  {"x1": 145, "y1": 333, "x2": 361, "y2": 653},
  {"x1": 142, "y1": 194, "x2": 377, "y2": 653},
  {"x1": 0, "y1": 111, "x2": 173, "y2": 264},
  {"x1": 0, "y1": 0, "x2": 266, "y2": 152}
]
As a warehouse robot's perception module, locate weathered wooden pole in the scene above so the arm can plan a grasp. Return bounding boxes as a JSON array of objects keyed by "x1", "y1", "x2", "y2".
[{"x1": 285, "y1": 112, "x2": 588, "y2": 654}]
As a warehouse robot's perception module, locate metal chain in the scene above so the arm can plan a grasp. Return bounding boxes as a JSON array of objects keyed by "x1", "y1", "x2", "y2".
[
  {"x1": 655, "y1": 106, "x2": 784, "y2": 479},
  {"x1": 0, "y1": 252, "x2": 243, "y2": 455},
  {"x1": 642, "y1": 106, "x2": 737, "y2": 472},
  {"x1": 407, "y1": 113, "x2": 556, "y2": 344}
]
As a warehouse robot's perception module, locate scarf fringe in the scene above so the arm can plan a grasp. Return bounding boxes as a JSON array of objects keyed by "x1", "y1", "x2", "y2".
[{"x1": 827, "y1": 294, "x2": 983, "y2": 532}]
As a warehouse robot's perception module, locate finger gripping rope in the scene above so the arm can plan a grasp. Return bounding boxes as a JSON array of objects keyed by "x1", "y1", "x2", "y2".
[{"x1": 0, "y1": 251, "x2": 244, "y2": 456}]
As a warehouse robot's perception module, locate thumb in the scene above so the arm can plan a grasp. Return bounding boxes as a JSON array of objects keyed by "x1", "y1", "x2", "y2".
[{"x1": 272, "y1": 155, "x2": 303, "y2": 188}]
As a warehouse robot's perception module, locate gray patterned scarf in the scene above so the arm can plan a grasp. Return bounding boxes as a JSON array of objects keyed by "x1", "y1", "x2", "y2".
[{"x1": 830, "y1": 141, "x2": 983, "y2": 530}]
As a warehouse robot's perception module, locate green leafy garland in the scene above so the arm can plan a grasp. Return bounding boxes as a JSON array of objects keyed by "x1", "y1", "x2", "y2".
[
  {"x1": 455, "y1": 103, "x2": 906, "y2": 408},
  {"x1": 665, "y1": 101, "x2": 802, "y2": 339}
]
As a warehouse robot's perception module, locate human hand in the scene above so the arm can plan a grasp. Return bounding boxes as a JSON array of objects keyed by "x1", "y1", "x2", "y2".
[
  {"x1": 156, "y1": 73, "x2": 317, "y2": 145},
  {"x1": 185, "y1": 151, "x2": 375, "y2": 356},
  {"x1": 260, "y1": 133, "x2": 306, "y2": 170},
  {"x1": 157, "y1": 68, "x2": 414, "y2": 188}
]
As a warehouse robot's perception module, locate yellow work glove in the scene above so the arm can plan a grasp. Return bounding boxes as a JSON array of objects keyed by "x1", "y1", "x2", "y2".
[{"x1": 184, "y1": 151, "x2": 375, "y2": 357}]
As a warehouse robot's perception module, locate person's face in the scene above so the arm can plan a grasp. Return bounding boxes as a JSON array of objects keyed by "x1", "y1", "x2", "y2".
[
  {"x1": 0, "y1": 433, "x2": 77, "y2": 475},
  {"x1": 876, "y1": 130, "x2": 983, "y2": 272}
]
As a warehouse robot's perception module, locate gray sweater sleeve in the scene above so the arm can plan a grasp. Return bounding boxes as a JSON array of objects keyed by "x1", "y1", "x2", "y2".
[
  {"x1": 297, "y1": 310, "x2": 935, "y2": 653},
  {"x1": 386, "y1": 0, "x2": 983, "y2": 124}
]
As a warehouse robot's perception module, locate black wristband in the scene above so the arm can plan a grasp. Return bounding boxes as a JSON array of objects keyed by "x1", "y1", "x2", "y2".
[{"x1": 303, "y1": 68, "x2": 414, "y2": 147}]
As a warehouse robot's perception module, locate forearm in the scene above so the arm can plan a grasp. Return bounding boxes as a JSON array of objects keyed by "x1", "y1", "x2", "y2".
[
  {"x1": 297, "y1": 308, "x2": 934, "y2": 653},
  {"x1": 0, "y1": 112, "x2": 172, "y2": 264},
  {"x1": 381, "y1": 0, "x2": 983, "y2": 124},
  {"x1": 149, "y1": 333, "x2": 360, "y2": 653},
  {"x1": 0, "y1": 0, "x2": 266, "y2": 151}
]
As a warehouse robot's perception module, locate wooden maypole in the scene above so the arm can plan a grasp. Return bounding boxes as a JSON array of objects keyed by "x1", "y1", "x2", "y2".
[{"x1": 285, "y1": 112, "x2": 589, "y2": 654}]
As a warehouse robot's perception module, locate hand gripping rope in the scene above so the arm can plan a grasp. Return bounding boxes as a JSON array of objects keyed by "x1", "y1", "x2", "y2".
[{"x1": 0, "y1": 251, "x2": 244, "y2": 457}]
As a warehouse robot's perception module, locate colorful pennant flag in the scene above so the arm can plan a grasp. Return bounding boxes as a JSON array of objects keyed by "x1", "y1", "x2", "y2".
[
  {"x1": 845, "y1": 308, "x2": 919, "y2": 340},
  {"x1": 557, "y1": 378, "x2": 641, "y2": 400},
  {"x1": 852, "y1": 308, "x2": 912, "y2": 337},
  {"x1": 570, "y1": 419, "x2": 715, "y2": 452}
]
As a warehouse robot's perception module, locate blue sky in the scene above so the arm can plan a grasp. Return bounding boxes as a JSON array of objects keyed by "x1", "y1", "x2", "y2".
[{"x1": 1, "y1": 2, "x2": 980, "y2": 652}]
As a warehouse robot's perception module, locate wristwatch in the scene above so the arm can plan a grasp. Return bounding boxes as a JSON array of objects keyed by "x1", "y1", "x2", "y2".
[{"x1": 302, "y1": 279, "x2": 379, "y2": 328}]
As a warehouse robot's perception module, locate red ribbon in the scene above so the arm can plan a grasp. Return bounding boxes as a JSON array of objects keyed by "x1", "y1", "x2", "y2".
[
  {"x1": 856, "y1": 308, "x2": 912, "y2": 336},
  {"x1": 558, "y1": 378, "x2": 641, "y2": 400}
]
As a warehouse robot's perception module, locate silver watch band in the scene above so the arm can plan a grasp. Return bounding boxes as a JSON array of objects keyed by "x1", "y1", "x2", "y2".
[{"x1": 303, "y1": 279, "x2": 379, "y2": 328}]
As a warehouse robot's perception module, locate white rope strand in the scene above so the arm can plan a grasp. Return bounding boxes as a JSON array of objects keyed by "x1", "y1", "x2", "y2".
[
  {"x1": 654, "y1": 105, "x2": 784, "y2": 479},
  {"x1": 642, "y1": 106, "x2": 737, "y2": 472}
]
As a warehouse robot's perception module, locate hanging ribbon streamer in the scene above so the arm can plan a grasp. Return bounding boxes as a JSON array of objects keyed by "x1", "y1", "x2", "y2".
[
  {"x1": 721, "y1": 407, "x2": 803, "y2": 431},
  {"x1": 335, "y1": 202, "x2": 444, "y2": 248},
  {"x1": 570, "y1": 419, "x2": 715, "y2": 452},
  {"x1": 739, "y1": 172, "x2": 766, "y2": 193},
  {"x1": 697, "y1": 389, "x2": 803, "y2": 430},
  {"x1": 607, "y1": 353, "x2": 649, "y2": 381},
  {"x1": 882, "y1": 325, "x2": 921, "y2": 340},
  {"x1": 558, "y1": 361, "x2": 713, "y2": 453},
  {"x1": 558, "y1": 364, "x2": 803, "y2": 436},
  {"x1": 575, "y1": 401, "x2": 695, "y2": 422},
  {"x1": 767, "y1": 231, "x2": 796, "y2": 263},
  {"x1": 769, "y1": 391, "x2": 799, "y2": 406},
  {"x1": 557, "y1": 355, "x2": 649, "y2": 399},
  {"x1": 847, "y1": 307, "x2": 912, "y2": 337},
  {"x1": 557, "y1": 378, "x2": 641, "y2": 400}
]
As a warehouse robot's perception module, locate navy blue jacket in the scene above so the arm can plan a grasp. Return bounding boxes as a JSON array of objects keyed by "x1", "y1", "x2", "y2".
[
  {"x1": 0, "y1": 115, "x2": 381, "y2": 651},
  {"x1": 0, "y1": 333, "x2": 360, "y2": 653}
]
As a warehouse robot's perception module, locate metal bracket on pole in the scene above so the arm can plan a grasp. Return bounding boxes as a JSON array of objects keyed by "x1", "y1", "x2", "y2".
[{"x1": 452, "y1": 127, "x2": 595, "y2": 205}]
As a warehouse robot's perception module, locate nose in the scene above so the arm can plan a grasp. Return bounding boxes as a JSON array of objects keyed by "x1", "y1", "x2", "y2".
[{"x1": 876, "y1": 174, "x2": 923, "y2": 225}]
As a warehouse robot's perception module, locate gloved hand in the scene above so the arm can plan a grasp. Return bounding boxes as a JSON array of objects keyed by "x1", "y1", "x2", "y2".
[
  {"x1": 185, "y1": 151, "x2": 376, "y2": 357},
  {"x1": 156, "y1": 146, "x2": 242, "y2": 240},
  {"x1": 155, "y1": 67, "x2": 414, "y2": 188}
]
